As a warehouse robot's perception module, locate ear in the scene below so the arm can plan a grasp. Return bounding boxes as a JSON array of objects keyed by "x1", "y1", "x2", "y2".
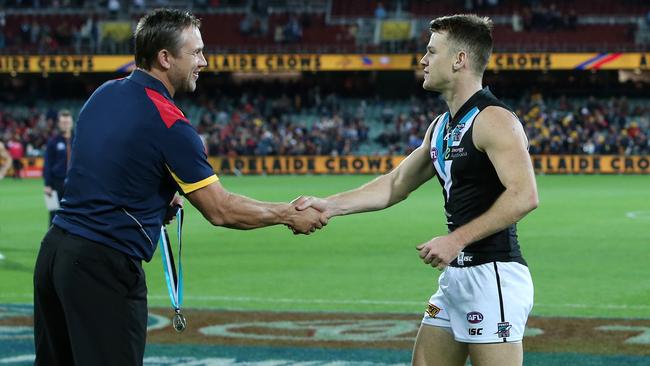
[
  {"x1": 157, "y1": 49, "x2": 173, "y2": 70},
  {"x1": 453, "y1": 50, "x2": 467, "y2": 71}
]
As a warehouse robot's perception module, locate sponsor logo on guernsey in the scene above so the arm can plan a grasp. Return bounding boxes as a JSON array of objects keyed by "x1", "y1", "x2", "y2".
[
  {"x1": 467, "y1": 312, "x2": 484, "y2": 324},
  {"x1": 469, "y1": 328, "x2": 483, "y2": 335},
  {"x1": 496, "y1": 322, "x2": 512, "y2": 338},
  {"x1": 426, "y1": 303, "x2": 441, "y2": 318},
  {"x1": 448, "y1": 147, "x2": 468, "y2": 159}
]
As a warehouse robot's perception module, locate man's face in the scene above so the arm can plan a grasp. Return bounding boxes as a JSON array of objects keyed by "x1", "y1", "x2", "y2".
[
  {"x1": 58, "y1": 115, "x2": 73, "y2": 133},
  {"x1": 419, "y1": 31, "x2": 455, "y2": 92},
  {"x1": 169, "y1": 26, "x2": 208, "y2": 93}
]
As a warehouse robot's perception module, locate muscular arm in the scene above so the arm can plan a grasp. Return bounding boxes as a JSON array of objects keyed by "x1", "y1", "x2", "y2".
[
  {"x1": 449, "y1": 106, "x2": 539, "y2": 247},
  {"x1": 186, "y1": 180, "x2": 326, "y2": 233},
  {"x1": 297, "y1": 122, "x2": 437, "y2": 218}
]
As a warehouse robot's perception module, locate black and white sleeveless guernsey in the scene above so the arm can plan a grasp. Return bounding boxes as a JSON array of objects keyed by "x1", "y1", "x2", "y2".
[{"x1": 429, "y1": 87, "x2": 527, "y2": 268}]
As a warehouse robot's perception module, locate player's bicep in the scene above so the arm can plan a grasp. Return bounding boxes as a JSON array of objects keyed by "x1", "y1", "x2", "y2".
[
  {"x1": 474, "y1": 107, "x2": 536, "y2": 194},
  {"x1": 161, "y1": 122, "x2": 218, "y2": 195}
]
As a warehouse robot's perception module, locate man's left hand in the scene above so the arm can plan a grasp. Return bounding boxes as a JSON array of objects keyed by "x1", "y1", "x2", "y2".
[
  {"x1": 416, "y1": 235, "x2": 464, "y2": 270},
  {"x1": 164, "y1": 195, "x2": 184, "y2": 225}
]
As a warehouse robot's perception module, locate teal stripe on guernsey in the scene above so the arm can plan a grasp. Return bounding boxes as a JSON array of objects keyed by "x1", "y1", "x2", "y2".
[
  {"x1": 435, "y1": 113, "x2": 449, "y2": 177},
  {"x1": 459, "y1": 106, "x2": 480, "y2": 125}
]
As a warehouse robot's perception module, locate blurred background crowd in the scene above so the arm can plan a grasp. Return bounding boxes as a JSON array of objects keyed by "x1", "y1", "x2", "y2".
[
  {"x1": 1, "y1": 88, "x2": 648, "y2": 160},
  {"x1": 0, "y1": 0, "x2": 648, "y2": 165}
]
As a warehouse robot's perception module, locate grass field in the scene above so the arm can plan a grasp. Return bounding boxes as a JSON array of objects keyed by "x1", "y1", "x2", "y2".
[{"x1": 0, "y1": 174, "x2": 649, "y2": 319}]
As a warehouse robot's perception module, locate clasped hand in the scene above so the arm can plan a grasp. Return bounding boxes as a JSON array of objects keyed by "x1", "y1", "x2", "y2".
[{"x1": 287, "y1": 195, "x2": 330, "y2": 235}]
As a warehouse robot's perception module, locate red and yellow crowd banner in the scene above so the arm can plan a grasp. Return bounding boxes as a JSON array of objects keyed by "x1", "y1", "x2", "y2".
[
  {"x1": 1, "y1": 53, "x2": 648, "y2": 73},
  {"x1": 207, "y1": 156, "x2": 402, "y2": 175},
  {"x1": 4, "y1": 155, "x2": 648, "y2": 178},
  {"x1": 532, "y1": 155, "x2": 650, "y2": 174},
  {"x1": 212, "y1": 155, "x2": 650, "y2": 175}
]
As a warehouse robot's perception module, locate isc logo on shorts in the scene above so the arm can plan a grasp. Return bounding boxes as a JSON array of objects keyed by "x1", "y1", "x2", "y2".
[{"x1": 426, "y1": 303, "x2": 441, "y2": 318}]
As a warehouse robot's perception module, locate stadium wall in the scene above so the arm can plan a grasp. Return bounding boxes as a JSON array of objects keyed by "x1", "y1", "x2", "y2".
[
  {"x1": 1, "y1": 53, "x2": 649, "y2": 73},
  {"x1": 4, "y1": 155, "x2": 649, "y2": 178}
]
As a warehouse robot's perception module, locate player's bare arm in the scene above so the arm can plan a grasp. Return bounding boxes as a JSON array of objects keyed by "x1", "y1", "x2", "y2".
[
  {"x1": 418, "y1": 106, "x2": 538, "y2": 269},
  {"x1": 187, "y1": 181, "x2": 328, "y2": 234},
  {"x1": 293, "y1": 122, "x2": 437, "y2": 218}
]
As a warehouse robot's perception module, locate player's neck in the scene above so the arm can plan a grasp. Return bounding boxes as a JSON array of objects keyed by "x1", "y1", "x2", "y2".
[
  {"x1": 444, "y1": 78, "x2": 483, "y2": 118},
  {"x1": 140, "y1": 68, "x2": 176, "y2": 98}
]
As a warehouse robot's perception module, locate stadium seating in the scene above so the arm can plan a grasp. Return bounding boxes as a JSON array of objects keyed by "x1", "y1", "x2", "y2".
[
  {"x1": 408, "y1": 0, "x2": 649, "y2": 16},
  {"x1": 2, "y1": 93, "x2": 648, "y2": 157},
  {"x1": 493, "y1": 24, "x2": 636, "y2": 52},
  {"x1": 2, "y1": 0, "x2": 648, "y2": 53}
]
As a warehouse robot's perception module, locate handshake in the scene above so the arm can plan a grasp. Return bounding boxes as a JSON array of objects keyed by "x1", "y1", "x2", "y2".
[{"x1": 285, "y1": 196, "x2": 330, "y2": 235}]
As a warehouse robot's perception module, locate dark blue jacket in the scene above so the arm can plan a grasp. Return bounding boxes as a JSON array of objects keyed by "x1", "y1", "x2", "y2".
[
  {"x1": 43, "y1": 134, "x2": 71, "y2": 186},
  {"x1": 54, "y1": 70, "x2": 218, "y2": 261}
]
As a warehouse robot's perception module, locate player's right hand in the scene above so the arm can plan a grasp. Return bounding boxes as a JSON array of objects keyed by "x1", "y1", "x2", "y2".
[
  {"x1": 287, "y1": 205, "x2": 328, "y2": 235},
  {"x1": 292, "y1": 196, "x2": 332, "y2": 218}
]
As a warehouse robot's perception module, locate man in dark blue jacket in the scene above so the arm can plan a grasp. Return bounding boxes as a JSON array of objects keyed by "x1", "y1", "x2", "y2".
[
  {"x1": 33, "y1": 9, "x2": 327, "y2": 366},
  {"x1": 43, "y1": 109, "x2": 73, "y2": 225}
]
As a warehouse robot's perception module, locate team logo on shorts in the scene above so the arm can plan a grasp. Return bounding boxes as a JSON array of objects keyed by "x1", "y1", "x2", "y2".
[
  {"x1": 426, "y1": 303, "x2": 441, "y2": 318},
  {"x1": 466, "y1": 311, "x2": 483, "y2": 324},
  {"x1": 496, "y1": 322, "x2": 512, "y2": 338}
]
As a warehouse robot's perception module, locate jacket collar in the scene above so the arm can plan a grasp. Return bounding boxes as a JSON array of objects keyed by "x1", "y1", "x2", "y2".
[{"x1": 127, "y1": 69, "x2": 173, "y2": 100}]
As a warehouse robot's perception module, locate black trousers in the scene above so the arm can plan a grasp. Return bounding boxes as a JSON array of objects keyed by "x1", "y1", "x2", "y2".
[
  {"x1": 34, "y1": 226, "x2": 148, "y2": 366},
  {"x1": 47, "y1": 178, "x2": 65, "y2": 225},
  {"x1": 12, "y1": 158, "x2": 22, "y2": 178}
]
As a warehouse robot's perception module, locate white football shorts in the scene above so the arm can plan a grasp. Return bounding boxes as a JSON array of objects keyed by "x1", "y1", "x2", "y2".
[{"x1": 421, "y1": 261, "x2": 534, "y2": 343}]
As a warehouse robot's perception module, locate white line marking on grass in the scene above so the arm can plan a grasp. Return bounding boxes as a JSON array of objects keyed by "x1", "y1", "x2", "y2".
[
  {"x1": 533, "y1": 303, "x2": 650, "y2": 310},
  {"x1": 3, "y1": 294, "x2": 650, "y2": 311},
  {"x1": 626, "y1": 210, "x2": 650, "y2": 219},
  {"x1": 149, "y1": 295, "x2": 422, "y2": 306},
  {"x1": 154, "y1": 295, "x2": 650, "y2": 311}
]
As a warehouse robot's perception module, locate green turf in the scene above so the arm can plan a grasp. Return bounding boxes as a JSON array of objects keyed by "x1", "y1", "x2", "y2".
[{"x1": 0, "y1": 175, "x2": 648, "y2": 318}]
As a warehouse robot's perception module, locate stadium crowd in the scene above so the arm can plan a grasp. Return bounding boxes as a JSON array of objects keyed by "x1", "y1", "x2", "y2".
[{"x1": 1, "y1": 92, "x2": 648, "y2": 159}]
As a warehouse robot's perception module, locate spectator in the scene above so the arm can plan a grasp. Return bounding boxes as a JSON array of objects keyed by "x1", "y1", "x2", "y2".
[
  {"x1": 108, "y1": 0, "x2": 120, "y2": 18},
  {"x1": 512, "y1": 10, "x2": 523, "y2": 32},
  {"x1": 0, "y1": 140, "x2": 11, "y2": 179},
  {"x1": 565, "y1": 9, "x2": 577, "y2": 30},
  {"x1": 375, "y1": 2, "x2": 387, "y2": 21},
  {"x1": 7, "y1": 133, "x2": 24, "y2": 179},
  {"x1": 43, "y1": 110, "x2": 73, "y2": 225}
]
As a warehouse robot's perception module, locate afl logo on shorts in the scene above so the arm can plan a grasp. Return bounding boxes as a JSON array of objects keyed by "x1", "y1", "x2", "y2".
[
  {"x1": 430, "y1": 146, "x2": 438, "y2": 160},
  {"x1": 466, "y1": 311, "x2": 483, "y2": 324}
]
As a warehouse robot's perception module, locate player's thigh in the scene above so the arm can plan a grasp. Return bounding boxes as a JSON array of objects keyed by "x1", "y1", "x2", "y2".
[
  {"x1": 412, "y1": 324, "x2": 468, "y2": 366},
  {"x1": 468, "y1": 342, "x2": 523, "y2": 366}
]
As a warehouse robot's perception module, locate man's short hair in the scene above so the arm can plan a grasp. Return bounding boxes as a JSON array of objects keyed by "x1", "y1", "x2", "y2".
[
  {"x1": 58, "y1": 109, "x2": 72, "y2": 119},
  {"x1": 429, "y1": 14, "x2": 493, "y2": 75},
  {"x1": 134, "y1": 9, "x2": 201, "y2": 70}
]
